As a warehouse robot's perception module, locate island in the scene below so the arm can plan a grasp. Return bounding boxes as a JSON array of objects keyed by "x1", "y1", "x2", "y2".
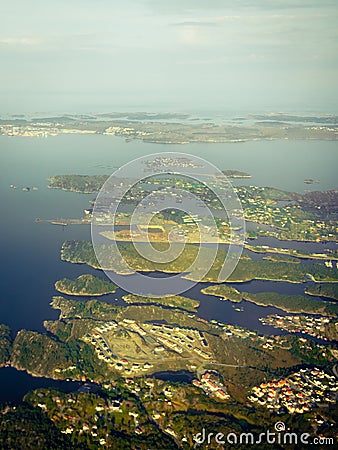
[
  {"x1": 48, "y1": 175, "x2": 108, "y2": 194},
  {"x1": 201, "y1": 285, "x2": 243, "y2": 303},
  {"x1": 55, "y1": 274, "x2": 117, "y2": 296},
  {"x1": 221, "y1": 169, "x2": 251, "y2": 179},
  {"x1": 202, "y1": 285, "x2": 338, "y2": 316},
  {"x1": 60, "y1": 240, "x2": 338, "y2": 284},
  {"x1": 304, "y1": 179, "x2": 320, "y2": 185},
  {"x1": 122, "y1": 294, "x2": 199, "y2": 312}
]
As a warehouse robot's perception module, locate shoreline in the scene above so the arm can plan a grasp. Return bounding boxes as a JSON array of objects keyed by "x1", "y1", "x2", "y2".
[
  {"x1": 61, "y1": 255, "x2": 337, "y2": 285},
  {"x1": 305, "y1": 289, "x2": 338, "y2": 301},
  {"x1": 54, "y1": 288, "x2": 117, "y2": 296},
  {"x1": 245, "y1": 244, "x2": 338, "y2": 261},
  {"x1": 7, "y1": 362, "x2": 76, "y2": 383},
  {"x1": 201, "y1": 288, "x2": 336, "y2": 317},
  {"x1": 48, "y1": 216, "x2": 337, "y2": 246}
]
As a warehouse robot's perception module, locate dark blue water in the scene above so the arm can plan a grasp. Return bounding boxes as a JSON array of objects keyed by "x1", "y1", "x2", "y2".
[
  {"x1": 0, "y1": 367, "x2": 80, "y2": 403},
  {"x1": 150, "y1": 370, "x2": 194, "y2": 383},
  {"x1": 250, "y1": 236, "x2": 337, "y2": 253},
  {"x1": 0, "y1": 134, "x2": 337, "y2": 402}
]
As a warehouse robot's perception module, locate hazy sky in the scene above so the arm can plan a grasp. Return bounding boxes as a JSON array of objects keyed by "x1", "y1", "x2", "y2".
[{"x1": 1, "y1": 0, "x2": 337, "y2": 114}]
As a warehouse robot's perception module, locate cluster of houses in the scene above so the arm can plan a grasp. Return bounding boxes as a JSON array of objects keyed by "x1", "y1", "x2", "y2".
[
  {"x1": 82, "y1": 318, "x2": 214, "y2": 376},
  {"x1": 0, "y1": 124, "x2": 59, "y2": 137},
  {"x1": 248, "y1": 368, "x2": 338, "y2": 414},
  {"x1": 193, "y1": 371, "x2": 229, "y2": 400},
  {"x1": 33, "y1": 389, "x2": 149, "y2": 445},
  {"x1": 211, "y1": 319, "x2": 291, "y2": 351},
  {"x1": 260, "y1": 314, "x2": 331, "y2": 341},
  {"x1": 145, "y1": 322, "x2": 212, "y2": 359}
]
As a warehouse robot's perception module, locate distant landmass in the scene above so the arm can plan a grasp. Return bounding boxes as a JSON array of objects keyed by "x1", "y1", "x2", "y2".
[
  {"x1": 1, "y1": 112, "x2": 337, "y2": 143},
  {"x1": 250, "y1": 113, "x2": 338, "y2": 124},
  {"x1": 221, "y1": 169, "x2": 251, "y2": 179}
]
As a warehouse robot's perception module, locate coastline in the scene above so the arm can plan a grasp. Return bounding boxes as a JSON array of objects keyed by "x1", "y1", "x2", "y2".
[
  {"x1": 54, "y1": 288, "x2": 116, "y2": 296},
  {"x1": 201, "y1": 288, "x2": 336, "y2": 316},
  {"x1": 61, "y1": 254, "x2": 337, "y2": 284},
  {"x1": 7, "y1": 361, "x2": 74, "y2": 382}
]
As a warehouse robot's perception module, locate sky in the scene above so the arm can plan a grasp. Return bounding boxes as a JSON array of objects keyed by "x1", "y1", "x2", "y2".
[{"x1": 0, "y1": 0, "x2": 337, "y2": 114}]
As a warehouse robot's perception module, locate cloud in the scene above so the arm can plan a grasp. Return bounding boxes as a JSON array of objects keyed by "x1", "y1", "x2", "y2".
[
  {"x1": 141, "y1": 0, "x2": 338, "y2": 13},
  {"x1": 172, "y1": 21, "x2": 219, "y2": 27},
  {"x1": 0, "y1": 37, "x2": 40, "y2": 46},
  {"x1": 0, "y1": 0, "x2": 336, "y2": 113}
]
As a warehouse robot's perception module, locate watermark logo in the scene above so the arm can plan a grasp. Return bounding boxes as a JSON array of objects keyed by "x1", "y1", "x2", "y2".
[
  {"x1": 193, "y1": 425, "x2": 335, "y2": 446},
  {"x1": 91, "y1": 152, "x2": 245, "y2": 297},
  {"x1": 274, "y1": 421, "x2": 286, "y2": 432}
]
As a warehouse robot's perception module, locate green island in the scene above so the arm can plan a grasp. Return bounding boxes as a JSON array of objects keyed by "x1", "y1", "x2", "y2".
[
  {"x1": 202, "y1": 285, "x2": 338, "y2": 316},
  {"x1": 205, "y1": 257, "x2": 337, "y2": 284},
  {"x1": 201, "y1": 285, "x2": 243, "y2": 303},
  {"x1": 221, "y1": 169, "x2": 251, "y2": 178},
  {"x1": 122, "y1": 294, "x2": 199, "y2": 312},
  {"x1": 305, "y1": 283, "x2": 338, "y2": 301},
  {"x1": 55, "y1": 274, "x2": 117, "y2": 296},
  {"x1": 61, "y1": 240, "x2": 132, "y2": 274},
  {"x1": 244, "y1": 292, "x2": 338, "y2": 316},
  {"x1": 48, "y1": 174, "x2": 108, "y2": 193},
  {"x1": 61, "y1": 240, "x2": 338, "y2": 284},
  {"x1": 11, "y1": 329, "x2": 78, "y2": 378}
]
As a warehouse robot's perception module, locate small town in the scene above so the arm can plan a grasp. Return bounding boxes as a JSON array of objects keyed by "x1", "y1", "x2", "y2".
[
  {"x1": 260, "y1": 314, "x2": 332, "y2": 341},
  {"x1": 248, "y1": 368, "x2": 338, "y2": 414},
  {"x1": 82, "y1": 319, "x2": 213, "y2": 376}
]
